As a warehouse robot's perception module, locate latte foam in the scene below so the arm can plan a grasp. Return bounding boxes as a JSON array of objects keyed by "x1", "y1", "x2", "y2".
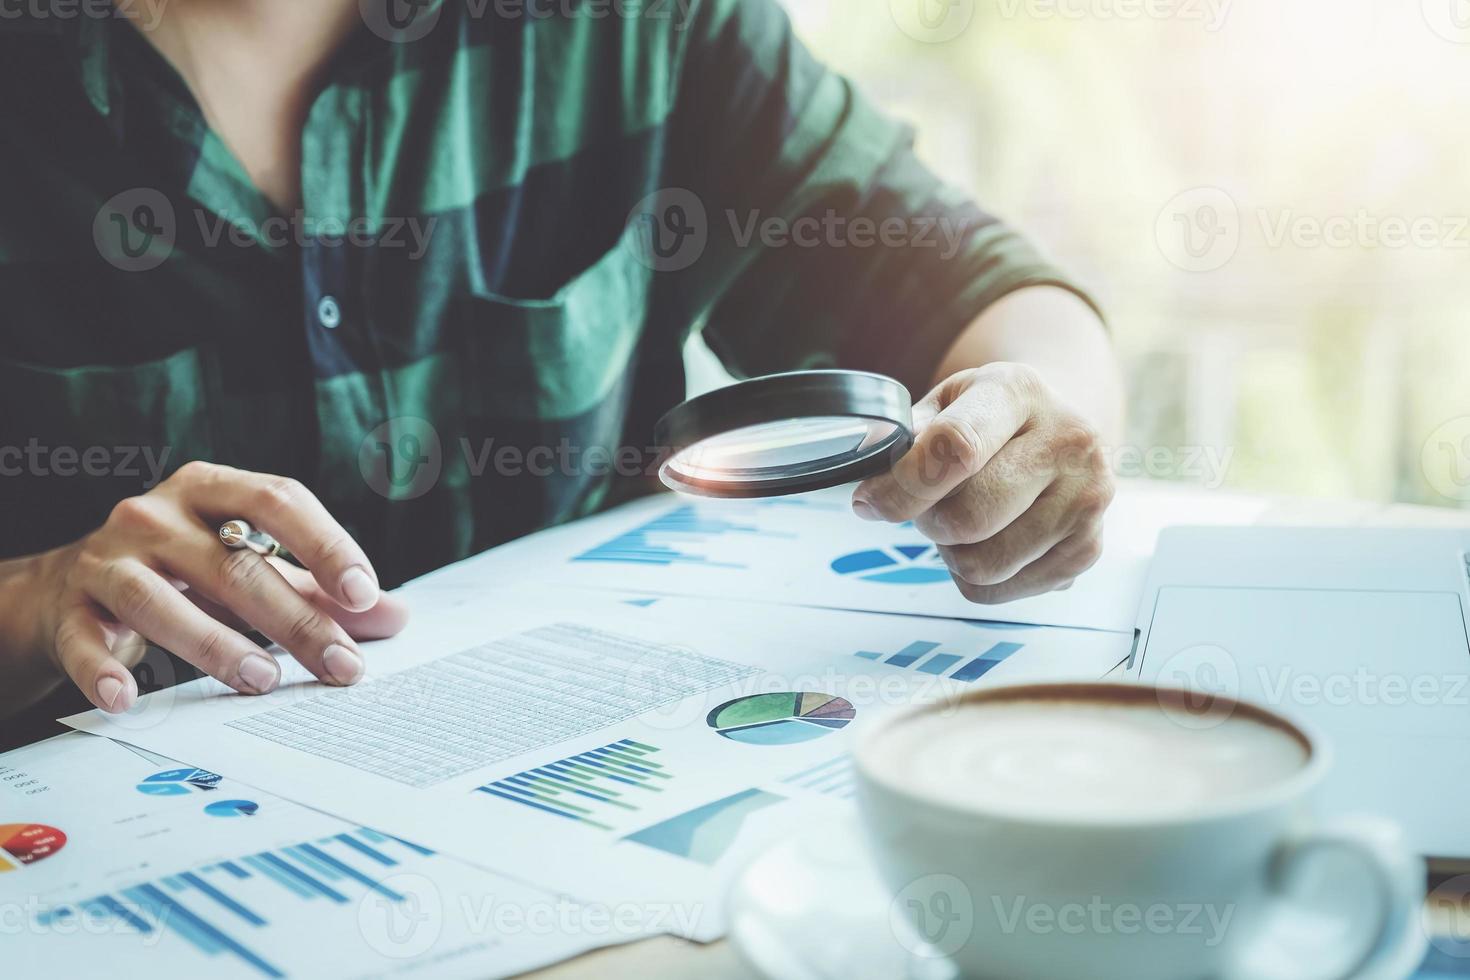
[{"x1": 867, "y1": 694, "x2": 1309, "y2": 820}]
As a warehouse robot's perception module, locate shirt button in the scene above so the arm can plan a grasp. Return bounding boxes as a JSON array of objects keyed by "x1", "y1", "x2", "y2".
[{"x1": 317, "y1": 295, "x2": 342, "y2": 330}]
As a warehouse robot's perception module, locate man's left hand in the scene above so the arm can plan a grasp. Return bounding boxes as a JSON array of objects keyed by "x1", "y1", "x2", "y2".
[{"x1": 851, "y1": 363, "x2": 1115, "y2": 604}]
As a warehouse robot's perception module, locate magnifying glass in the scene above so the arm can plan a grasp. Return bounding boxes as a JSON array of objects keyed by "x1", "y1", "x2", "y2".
[{"x1": 654, "y1": 370, "x2": 915, "y2": 498}]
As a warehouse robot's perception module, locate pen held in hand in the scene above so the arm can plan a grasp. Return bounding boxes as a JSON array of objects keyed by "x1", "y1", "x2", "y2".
[{"x1": 218, "y1": 519, "x2": 296, "y2": 564}]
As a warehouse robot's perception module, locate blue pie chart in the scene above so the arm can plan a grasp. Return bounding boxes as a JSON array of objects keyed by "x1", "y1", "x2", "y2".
[
  {"x1": 137, "y1": 767, "x2": 223, "y2": 795},
  {"x1": 204, "y1": 800, "x2": 259, "y2": 818},
  {"x1": 831, "y1": 544, "x2": 949, "y2": 585}
]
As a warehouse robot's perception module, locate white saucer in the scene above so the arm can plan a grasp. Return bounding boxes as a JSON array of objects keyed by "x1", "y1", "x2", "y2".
[
  {"x1": 726, "y1": 817, "x2": 1429, "y2": 980},
  {"x1": 726, "y1": 816, "x2": 958, "y2": 980}
]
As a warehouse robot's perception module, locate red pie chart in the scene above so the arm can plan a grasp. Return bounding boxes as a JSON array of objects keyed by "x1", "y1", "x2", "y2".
[{"x1": 0, "y1": 823, "x2": 67, "y2": 871}]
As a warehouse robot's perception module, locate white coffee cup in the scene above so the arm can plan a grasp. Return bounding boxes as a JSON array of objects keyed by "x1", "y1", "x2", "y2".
[{"x1": 853, "y1": 682, "x2": 1426, "y2": 980}]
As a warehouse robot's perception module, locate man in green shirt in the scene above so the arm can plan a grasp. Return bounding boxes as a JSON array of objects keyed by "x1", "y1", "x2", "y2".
[{"x1": 0, "y1": 0, "x2": 1121, "y2": 723}]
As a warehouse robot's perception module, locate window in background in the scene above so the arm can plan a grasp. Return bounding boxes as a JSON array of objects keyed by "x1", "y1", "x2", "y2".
[{"x1": 735, "y1": 0, "x2": 1470, "y2": 507}]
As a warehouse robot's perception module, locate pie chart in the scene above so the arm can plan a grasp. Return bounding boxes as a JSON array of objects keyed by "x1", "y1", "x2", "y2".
[
  {"x1": 0, "y1": 823, "x2": 67, "y2": 871},
  {"x1": 831, "y1": 545, "x2": 949, "y2": 585},
  {"x1": 707, "y1": 693, "x2": 856, "y2": 745},
  {"x1": 204, "y1": 800, "x2": 259, "y2": 818},
  {"x1": 137, "y1": 767, "x2": 223, "y2": 795}
]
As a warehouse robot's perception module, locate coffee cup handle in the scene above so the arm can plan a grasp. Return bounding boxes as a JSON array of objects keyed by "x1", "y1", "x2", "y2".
[{"x1": 1254, "y1": 815, "x2": 1425, "y2": 980}]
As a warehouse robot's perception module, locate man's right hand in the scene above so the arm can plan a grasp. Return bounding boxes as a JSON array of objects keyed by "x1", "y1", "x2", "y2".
[{"x1": 1, "y1": 461, "x2": 409, "y2": 715}]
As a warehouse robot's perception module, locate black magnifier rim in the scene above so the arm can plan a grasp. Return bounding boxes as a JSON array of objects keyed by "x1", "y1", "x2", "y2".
[{"x1": 655, "y1": 370, "x2": 914, "y2": 498}]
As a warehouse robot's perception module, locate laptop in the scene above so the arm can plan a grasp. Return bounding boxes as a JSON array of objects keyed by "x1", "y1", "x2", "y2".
[{"x1": 1129, "y1": 526, "x2": 1470, "y2": 860}]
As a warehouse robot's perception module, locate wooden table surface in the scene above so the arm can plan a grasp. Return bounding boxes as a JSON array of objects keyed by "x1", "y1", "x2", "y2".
[{"x1": 524, "y1": 486, "x2": 1470, "y2": 979}]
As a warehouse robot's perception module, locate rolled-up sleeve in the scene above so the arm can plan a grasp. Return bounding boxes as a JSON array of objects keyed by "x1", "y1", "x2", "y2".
[{"x1": 662, "y1": 0, "x2": 1100, "y2": 395}]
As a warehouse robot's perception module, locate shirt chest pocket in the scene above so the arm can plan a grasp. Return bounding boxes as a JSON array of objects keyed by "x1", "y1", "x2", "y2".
[
  {"x1": 0, "y1": 346, "x2": 216, "y2": 556},
  {"x1": 456, "y1": 226, "x2": 654, "y2": 424}
]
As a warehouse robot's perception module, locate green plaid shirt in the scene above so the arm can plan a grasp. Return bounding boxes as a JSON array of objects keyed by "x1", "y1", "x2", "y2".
[{"x1": 0, "y1": 0, "x2": 1090, "y2": 587}]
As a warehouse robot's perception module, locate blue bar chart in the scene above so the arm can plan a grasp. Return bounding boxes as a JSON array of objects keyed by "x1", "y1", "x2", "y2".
[
  {"x1": 35, "y1": 828, "x2": 432, "y2": 979},
  {"x1": 855, "y1": 640, "x2": 1024, "y2": 683},
  {"x1": 573, "y1": 504, "x2": 790, "y2": 568},
  {"x1": 476, "y1": 739, "x2": 671, "y2": 830}
]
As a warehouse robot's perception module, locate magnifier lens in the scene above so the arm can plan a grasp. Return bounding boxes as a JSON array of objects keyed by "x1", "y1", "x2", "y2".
[
  {"x1": 672, "y1": 417, "x2": 897, "y2": 482},
  {"x1": 656, "y1": 371, "x2": 913, "y2": 498}
]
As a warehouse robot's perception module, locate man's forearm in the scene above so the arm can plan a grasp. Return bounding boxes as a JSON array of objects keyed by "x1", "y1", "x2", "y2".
[{"x1": 933, "y1": 285, "x2": 1124, "y2": 442}]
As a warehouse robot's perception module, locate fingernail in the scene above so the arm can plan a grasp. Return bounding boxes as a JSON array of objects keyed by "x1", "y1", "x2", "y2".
[
  {"x1": 323, "y1": 644, "x2": 364, "y2": 685},
  {"x1": 340, "y1": 566, "x2": 378, "y2": 612},
  {"x1": 237, "y1": 654, "x2": 280, "y2": 694},
  {"x1": 852, "y1": 498, "x2": 881, "y2": 522},
  {"x1": 96, "y1": 675, "x2": 124, "y2": 711}
]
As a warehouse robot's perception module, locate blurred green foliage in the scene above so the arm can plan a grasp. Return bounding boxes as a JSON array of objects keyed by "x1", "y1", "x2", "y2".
[{"x1": 788, "y1": 0, "x2": 1470, "y2": 506}]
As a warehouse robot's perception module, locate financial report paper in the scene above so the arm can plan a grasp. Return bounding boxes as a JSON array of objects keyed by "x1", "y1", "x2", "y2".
[
  {"x1": 0, "y1": 733, "x2": 651, "y2": 979},
  {"x1": 65, "y1": 588, "x2": 1131, "y2": 940},
  {"x1": 407, "y1": 484, "x2": 1269, "y2": 632}
]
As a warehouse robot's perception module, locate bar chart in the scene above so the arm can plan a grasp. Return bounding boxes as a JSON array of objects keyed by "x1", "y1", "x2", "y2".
[
  {"x1": 573, "y1": 504, "x2": 791, "y2": 568},
  {"x1": 475, "y1": 739, "x2": 671, "y2": 831},
  {"x1": 855, "y1": 640, "x2": 1024, "y2": 683},
  {"x1": 34, "y1": 827, "x2": 434, "y2": 978}
]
